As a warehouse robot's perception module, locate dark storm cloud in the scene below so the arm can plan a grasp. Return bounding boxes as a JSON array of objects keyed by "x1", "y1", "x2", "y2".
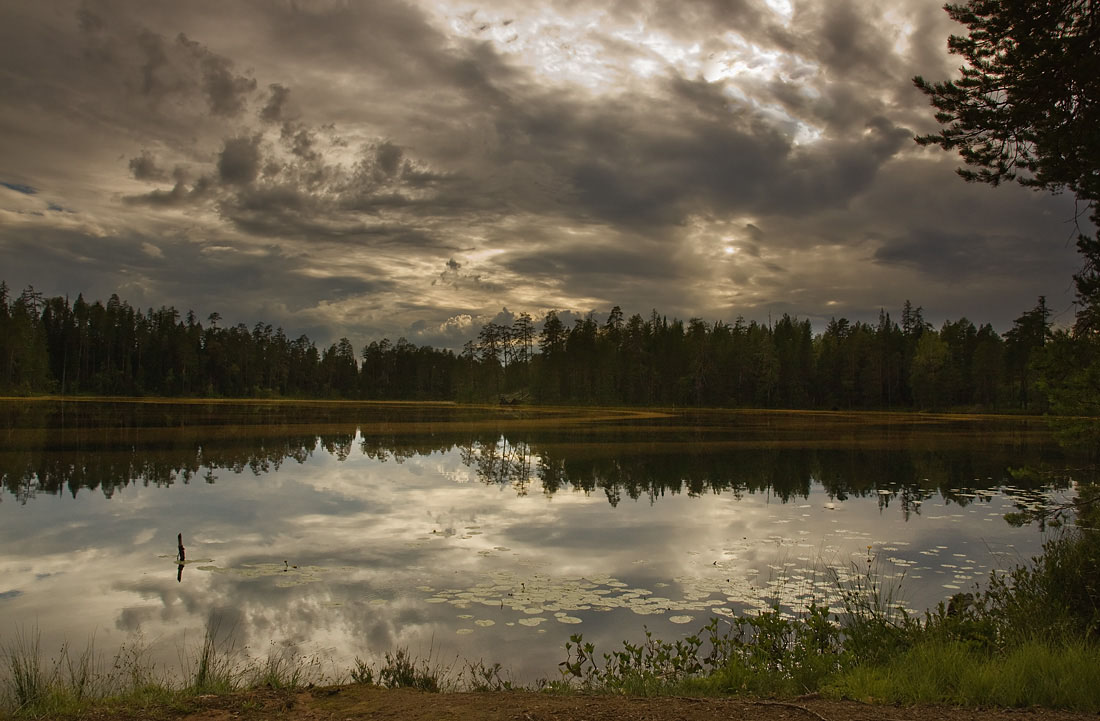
[
  {"x1": 433, "y1": 257, "x2": 490, "y2": 291},
  {"x1": 260, "y1": 83, "x2": 291, "y2": 124},
  {"x1": 1, "y1": 182, "x2": 37, "y2": 195},
  {"x1": 1, "y1": 5, "x2": 259, "y2": 186},
  {"x1": 251, "y1": 0, "x2": 509, "y2": 108},
  {"x1": 0, "y1": 225, "x2": 394, "y2": 326},
  {"x1": 875, "y1": 227, "x2": 1084, "y2": 282},
  {"x1": 118, "y1": 77, "x2": 466, "y2": 240},
  {"x1": 851, "y1": 152, "x2": 1089, "y2": 276},
  {"x1": 222, "y1": 195, "x2": 455, "y2": 247},
  {"x1": 499, "y1": 82, "x2": 904, "y2": 228},
  {"x1": 128, "y1": 152, "x2": 167, "y2": 181},
  {"x1": 188, "y1": 38, "x2": 258, "y2": 117},
  {"x1": 374, "y1": 142, "x2": 403, "y2": 177},
  {"x1": 124, "y1": 181, "x2": 188, "y2": 206},
  {"x1": 407, "y1": 315, "x2": 474, "y2": 348},
  {"x1": 282, "y1": 124, "x2": 320, "y2": 162},
  {"x1": 764, "y1": 117, "x2": 914, "y2": 214},
  {"x1": 105, "y1": 0, "x2": 921, "y2": 250},
  {"x1": 904, "y1": 2, "x2": 964, "y2": 98},
  {"x1": 217, "y1": 135, "x2": 262, "y2": 185},
  {"x1": 742, "y1": 224, "x2": 764, "y2": 254},
  {"x1": 811, "y1": 0, "x2": 898, "y2": 79},
  {"x1": 124, "y1": 172, "x2": 214, "y2": 207},
  {"x1": 504, "y1": 243, "x2": 674, "y2": 282},
  {"x1": 132, "y1": 29, "x2": 178, "y2": 99},
  {"x1": 340, "y1": 141, "x2": 458, "y2": 210},
  {"x1": 111, "y1": 20, "x2": 258, "y2": 117},
  {"x1": 467, "y1": 78, "x2": 792, "y2": 227}
]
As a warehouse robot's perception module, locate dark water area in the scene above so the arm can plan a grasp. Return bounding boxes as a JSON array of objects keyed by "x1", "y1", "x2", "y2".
[{"x1": 0, "y1": 400, "x2": 1090, "y2": 682}]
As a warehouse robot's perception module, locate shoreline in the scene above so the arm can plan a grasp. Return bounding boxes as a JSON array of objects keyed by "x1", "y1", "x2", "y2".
[{"x1": 7, "y1": 683, "x2": 1100, "y2": 721}]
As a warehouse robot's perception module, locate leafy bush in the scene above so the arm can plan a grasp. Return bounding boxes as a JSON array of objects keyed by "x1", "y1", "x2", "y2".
[{"x1": 560, "y1": 606, "x2": 846, "y2": 697}]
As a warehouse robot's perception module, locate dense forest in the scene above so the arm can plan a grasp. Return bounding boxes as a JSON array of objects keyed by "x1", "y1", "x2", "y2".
[{"x1": 1, "y1": 280, "x2": 1096, "y2": 414}]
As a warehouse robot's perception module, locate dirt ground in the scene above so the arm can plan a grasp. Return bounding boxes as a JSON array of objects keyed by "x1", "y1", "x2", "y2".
[{"x1": 67, "y1": 686, "x2": 1100, "y2": 721}]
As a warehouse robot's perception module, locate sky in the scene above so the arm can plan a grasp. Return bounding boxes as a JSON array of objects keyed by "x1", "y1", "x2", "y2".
[{"x1": 0, "y1": 0, "x2": 1091, "y2": 350}]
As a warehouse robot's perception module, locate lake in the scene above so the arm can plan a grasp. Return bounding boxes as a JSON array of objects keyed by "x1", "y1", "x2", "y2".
[{"x1": 0, "y1": 400, "x2": 1086, "y2": 683}]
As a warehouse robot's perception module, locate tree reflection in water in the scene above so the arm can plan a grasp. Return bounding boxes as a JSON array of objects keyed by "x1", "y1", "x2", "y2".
[{"x1": 1, "y1": 401, "x2": 1087, "y2": 521}]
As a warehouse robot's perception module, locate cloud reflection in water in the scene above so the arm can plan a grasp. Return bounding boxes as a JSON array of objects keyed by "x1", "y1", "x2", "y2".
[{"x1": 0, "y1": 404, "x2": 1077, "y2": 682}]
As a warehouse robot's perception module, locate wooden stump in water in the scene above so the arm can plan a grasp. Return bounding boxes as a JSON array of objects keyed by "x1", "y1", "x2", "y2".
[{"x1": 177, "y1": 532, "x2": 186, "y2": 563}]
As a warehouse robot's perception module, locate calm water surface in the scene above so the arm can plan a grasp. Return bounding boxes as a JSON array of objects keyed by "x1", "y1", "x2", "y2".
[{"x1": 0, "y1": 401, "x2": 1084, "y2": 681}]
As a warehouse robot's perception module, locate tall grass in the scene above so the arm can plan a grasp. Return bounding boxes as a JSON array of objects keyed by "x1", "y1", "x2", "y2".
[
  {"x1": 1, "y1": 629, "x2": 173, "y2": 716},
  {"x1": 0, "y1": 623, "x2": 459, "y2": 715},
  {"x1": 2, "y1": 627, "x2": 44, "y2": 712},
  {"x1": 183, "y1": 623, "x2": 240, "y2": 695},
  {"x1": 0, "y1": 622, "x2": 316, "y2": 716}
]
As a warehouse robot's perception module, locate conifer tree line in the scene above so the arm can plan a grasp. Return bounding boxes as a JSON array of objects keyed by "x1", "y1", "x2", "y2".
[{"x1": 1, "y1": 279, "x2": 1095, "y2": 413}]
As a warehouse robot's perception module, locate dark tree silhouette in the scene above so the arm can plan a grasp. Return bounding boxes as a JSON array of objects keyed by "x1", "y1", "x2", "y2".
[
  {"x1": 914, "y1": 1, "x2": 1099, "y2": 200},
  {"x1": 914, "y1": 0, "x2": 1100, "y2": 334}
]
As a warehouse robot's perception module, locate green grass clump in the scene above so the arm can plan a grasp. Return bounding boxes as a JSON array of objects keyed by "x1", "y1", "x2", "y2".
[
  {"x1": 347, "y1": 646, "x2": 455, "y2": 692},
  {"x1": 248, "y1": 648, "x2": 319, "y2": 691},
  {"x1": 378, "y1": 648, "x2": 443, "y2": 692},
  {"x1": 830, "y1": 639, "x2": 1100, "y2": 711}
]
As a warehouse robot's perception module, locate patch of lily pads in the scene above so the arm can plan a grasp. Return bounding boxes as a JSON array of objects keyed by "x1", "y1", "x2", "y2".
[
  {"x1": 417, "y1": 568, "x2": 791, "y2": 627},
  {"x1": 411, "y1": 527, "x2": 984, "y2": 630}
]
